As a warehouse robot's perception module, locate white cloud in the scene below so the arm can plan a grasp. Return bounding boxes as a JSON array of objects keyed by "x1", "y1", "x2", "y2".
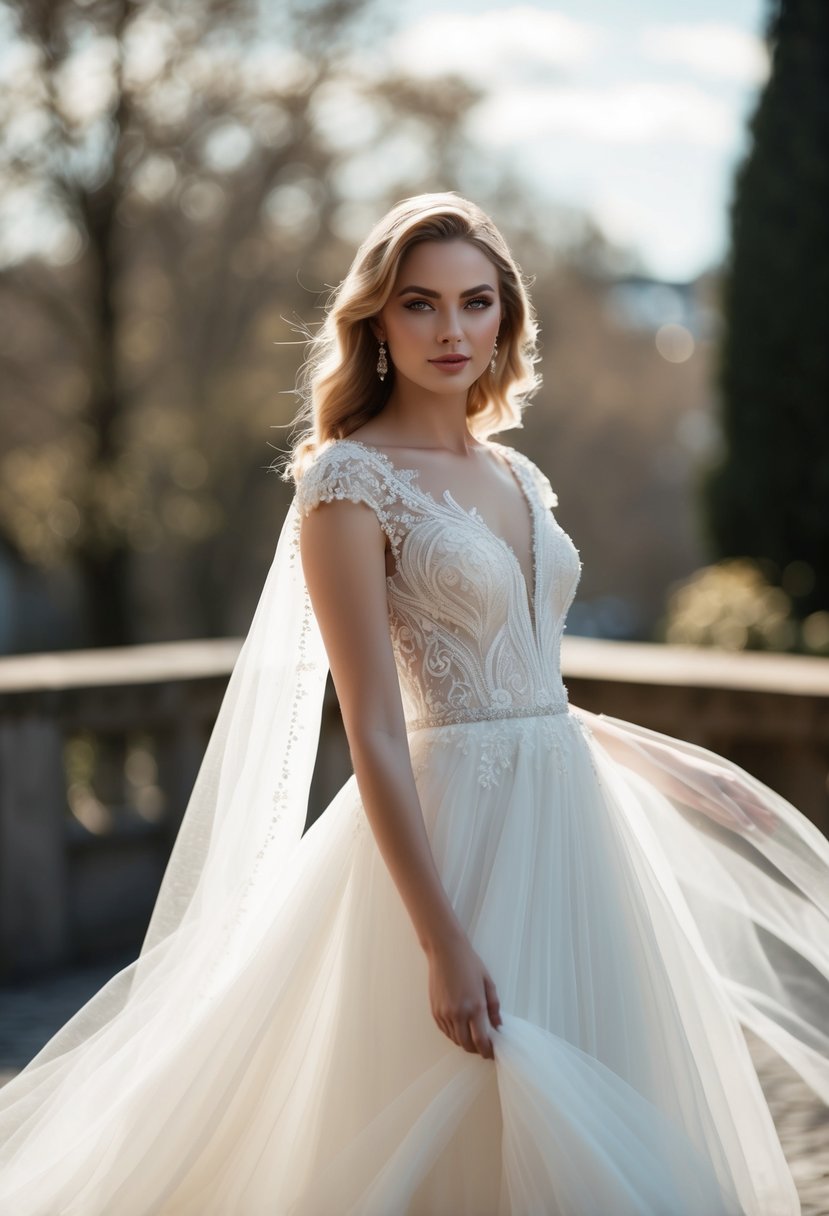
[
  {"x1": 469, "y1": 82, "x2": 738, "y2": 150},
  {"x1": 640, "y1": 22, "x2": 769, "y2": 84},
  {"x1": 592, "y1": 192, "x2": 652, "y2": 250},
  {"x1": 374, "y1": 5, "x2": 765, "y2": 277},
  {"x1": 388, "y1": 7, "x2": 604, "y2": 84},
  {"x1": 591, "y1": 189, "x2": 713, "y2": 279}
]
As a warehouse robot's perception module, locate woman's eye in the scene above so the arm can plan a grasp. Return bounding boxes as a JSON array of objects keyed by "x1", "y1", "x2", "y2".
[{"x1": 402, "y1": 296, "x2": 493, "y2": 312}]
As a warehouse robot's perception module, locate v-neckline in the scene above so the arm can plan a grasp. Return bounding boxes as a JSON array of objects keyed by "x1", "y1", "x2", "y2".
[{"x1": 337, "y1": 438, "x2": 539, "y2": 635}]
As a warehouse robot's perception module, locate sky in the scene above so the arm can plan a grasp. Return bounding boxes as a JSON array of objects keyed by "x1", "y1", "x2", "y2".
[
  {"x1": 0, "y1": 0, "x2": 770, "y2": 282},
  {"x1": 382, "y1": 0, "x2": 769, "y2": 280}
]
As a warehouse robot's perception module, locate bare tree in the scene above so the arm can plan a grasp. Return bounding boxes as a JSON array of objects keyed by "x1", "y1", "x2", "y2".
[{"x1": 0, "y1": 0, "x2": 393, "y2": 644}]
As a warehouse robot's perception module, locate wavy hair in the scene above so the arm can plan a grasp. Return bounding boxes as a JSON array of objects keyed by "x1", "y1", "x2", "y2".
[{"x1": 280, "y1": 192, "x2": 540, "y2": 484}]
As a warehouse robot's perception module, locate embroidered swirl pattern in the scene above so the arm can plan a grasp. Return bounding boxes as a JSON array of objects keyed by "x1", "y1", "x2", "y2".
[{"x1": 295, "y1": 438, "x2": 584, "y2": 739}]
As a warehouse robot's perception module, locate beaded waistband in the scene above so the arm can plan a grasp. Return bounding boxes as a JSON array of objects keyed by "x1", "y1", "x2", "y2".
[{"x1": 406, "y1": 701, "x2": 570, "y2": 732}]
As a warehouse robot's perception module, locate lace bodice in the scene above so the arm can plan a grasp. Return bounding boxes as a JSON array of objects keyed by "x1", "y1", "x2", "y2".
[{"x1": 295, "y1": 438, "x2": 583, "y2": 731}]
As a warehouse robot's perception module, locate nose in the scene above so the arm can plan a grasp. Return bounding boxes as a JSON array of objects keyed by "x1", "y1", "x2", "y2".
[{"x1": 438, "y1": 307, "x2": 464, "y2": 344}]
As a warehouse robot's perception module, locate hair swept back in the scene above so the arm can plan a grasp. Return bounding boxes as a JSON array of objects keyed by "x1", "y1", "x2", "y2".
[{"x1": 279, "y1": 192, "x2": 540, "y2": 485}]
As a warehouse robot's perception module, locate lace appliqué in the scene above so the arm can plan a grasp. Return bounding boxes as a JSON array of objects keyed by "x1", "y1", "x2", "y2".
[
  {"x1": 294, "y1": 438, "x2": 582, "y2": 738},
  {"x1": 410, "y1": 714, "x2": 570, "y2": 791},
  {"x1": 295, "y1": 442, "x2": 415, "y2": 563},
  {"x1": 576, "y1": 716, "x2": 604, "y2": 781}
]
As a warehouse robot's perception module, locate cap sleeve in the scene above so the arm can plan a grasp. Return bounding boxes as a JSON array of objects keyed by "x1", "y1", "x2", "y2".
[{"x1": 295, "y1": 441, "x2": 400, "y2": 554}]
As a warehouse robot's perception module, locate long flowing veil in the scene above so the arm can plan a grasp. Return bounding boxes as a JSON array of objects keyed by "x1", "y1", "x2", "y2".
[
  {"x1": 0, "y1": 501, "x2": 331, "y2": 1140},
  {"x1": 0, "y1": 492, "x2": 826, "y2": 1188}
]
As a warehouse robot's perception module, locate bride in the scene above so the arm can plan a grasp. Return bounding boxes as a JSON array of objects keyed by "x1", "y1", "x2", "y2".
[{"x1": 0, "y1": 192, "x2": 827, "y2": 1215}]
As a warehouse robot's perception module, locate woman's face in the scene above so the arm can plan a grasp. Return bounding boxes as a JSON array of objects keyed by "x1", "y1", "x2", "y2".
[{"x1": 376, "y1": 239, "x2": 503, "y2": 395}]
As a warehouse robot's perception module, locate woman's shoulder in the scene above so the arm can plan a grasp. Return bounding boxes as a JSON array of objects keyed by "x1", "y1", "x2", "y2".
[
  {"x1": 486, "y1": 439, "x2": 558, "y2": 510},
  {"x1": 294, "y1": 438, "x2": 393, "y2": 519}
]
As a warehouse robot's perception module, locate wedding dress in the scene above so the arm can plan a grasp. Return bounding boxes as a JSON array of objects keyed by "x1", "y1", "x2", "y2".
[{"x1": 0, "y1": 436, "x2": 827, "y2": 1215}]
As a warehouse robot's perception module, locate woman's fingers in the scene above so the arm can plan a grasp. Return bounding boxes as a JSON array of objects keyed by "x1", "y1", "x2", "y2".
[
  {"x1": 468, "y1": 1012, "x2": 494, "y2": 1059},
  {"x1": 683, "y1": 773, "x2": 777, "y2": 836},
  {"x1": 713, "y1": 776, "x2": 778, "y2": 834},
  {"x1": 728, "y1": 786, "x2": 777, "y2": 832},
  {"x1": 444, "y1": 1005, "x2": 496, "y2": 1058},
  {"x1": 484, "y1": 974, "x2": 502, "y2": 1030},
  {"x1": 454, "y1": 1017, "x2": 476, "y2": 1054},
  {"x1": 429, "y1": 952, "x2": 502, "y2": 1058}
]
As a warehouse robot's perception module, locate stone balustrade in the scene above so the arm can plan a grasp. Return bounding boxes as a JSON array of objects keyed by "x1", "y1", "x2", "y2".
[{"x1": 0, "y1": 637, "x2": 826, "y2": 979}]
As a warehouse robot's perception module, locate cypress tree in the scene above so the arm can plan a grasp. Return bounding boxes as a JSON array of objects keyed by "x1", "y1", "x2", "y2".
[{"x1": 703, "y1": 0, "x2": 829, "y2": 622}]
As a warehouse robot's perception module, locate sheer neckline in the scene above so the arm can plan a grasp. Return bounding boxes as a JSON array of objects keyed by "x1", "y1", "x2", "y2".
[{"x1": 335, "y1": 437, "x2": 539, "y2": 635}]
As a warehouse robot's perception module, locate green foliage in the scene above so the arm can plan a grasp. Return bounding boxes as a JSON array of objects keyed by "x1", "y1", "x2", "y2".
[
  {"x1": 661, "y1": 557, "x2": 829, "y2": 655},
  {"x1": 703, "y1": 0, "x2": 829, "y2": 622}
]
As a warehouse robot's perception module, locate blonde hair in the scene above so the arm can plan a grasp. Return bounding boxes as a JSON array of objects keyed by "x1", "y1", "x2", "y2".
[{"x1": 280, "y1": 192, "x2": 540, "y2": 484}]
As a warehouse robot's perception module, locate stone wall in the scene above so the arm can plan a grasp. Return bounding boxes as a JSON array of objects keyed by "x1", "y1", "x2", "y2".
[{"x1": 0, "y1": 637, "x2": 826, "y2": 978}]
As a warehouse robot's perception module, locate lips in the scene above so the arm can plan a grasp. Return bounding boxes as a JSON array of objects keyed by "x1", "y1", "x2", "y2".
[{"x1": 429, "y1": 355, "x2": 470, "y2": 365}]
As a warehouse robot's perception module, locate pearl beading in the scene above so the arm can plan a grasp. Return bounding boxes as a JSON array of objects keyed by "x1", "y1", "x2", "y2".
[{"x1": 406, "y1": 699, "x2": 570, "y2": 732}]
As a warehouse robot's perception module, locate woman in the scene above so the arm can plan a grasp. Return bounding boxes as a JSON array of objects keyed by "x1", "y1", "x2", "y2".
[{"x1": 0, "y1": 193, "x2": 827, "y2": 1214}]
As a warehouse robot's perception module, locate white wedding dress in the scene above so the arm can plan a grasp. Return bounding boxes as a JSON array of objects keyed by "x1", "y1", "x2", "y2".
[{"x1": 0, "y1": 437, "x2": 827, "y2": 1215}]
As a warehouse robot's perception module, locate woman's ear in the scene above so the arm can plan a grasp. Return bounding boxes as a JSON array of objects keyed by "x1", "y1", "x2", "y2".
[{"x1": 369, "y1": 317, "x2": 385, "y2": 342}]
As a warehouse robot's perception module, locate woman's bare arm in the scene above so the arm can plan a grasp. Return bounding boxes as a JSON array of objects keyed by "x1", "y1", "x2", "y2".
[
  {"x1": 300, "y1": 497, "x2": 467, "y2": 956},
  {"x1": 300, "y1": 497, "x2": 502, "y2": 1057},
  {"x1": 570, "y1": 704, "x2": 774, "y2": 833}
]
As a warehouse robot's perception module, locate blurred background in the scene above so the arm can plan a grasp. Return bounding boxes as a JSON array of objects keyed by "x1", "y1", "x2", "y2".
[
  {"x1": 1, "y1": 0, "x2": 826, "y2": 655},
  {"x1": 1, "y1": 6, "x2": 828, "y2": 1175}
]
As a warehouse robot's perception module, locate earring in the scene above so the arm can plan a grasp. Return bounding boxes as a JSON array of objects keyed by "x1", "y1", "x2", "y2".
[
  {"x1": 490, "y1": 335, "x2": 498, "y2": 375},
  {"x1": 377, "y1": 340, "x2": 388, "y2": 382}
]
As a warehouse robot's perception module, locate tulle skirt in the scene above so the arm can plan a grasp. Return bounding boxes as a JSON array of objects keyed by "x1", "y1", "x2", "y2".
[{"x1": 0, "y1": 708, "x2": 822, "y2": 1214}]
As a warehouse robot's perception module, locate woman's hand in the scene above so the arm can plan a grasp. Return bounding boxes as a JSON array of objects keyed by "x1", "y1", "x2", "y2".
[
  {"x1": 665, "y1": 760, "x2": 778, "y2": 836},
  {"x1": 427, "y1": 935, "x2": 502, "y2": 1059},
  {"x1": 574, "y1": 709, "x2": 779, "y2": 839}
]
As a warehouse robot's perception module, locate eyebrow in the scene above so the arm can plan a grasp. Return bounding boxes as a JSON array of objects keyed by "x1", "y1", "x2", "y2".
[{"x1": 396, "y1": 283, "x2": 496, "y2": 298}]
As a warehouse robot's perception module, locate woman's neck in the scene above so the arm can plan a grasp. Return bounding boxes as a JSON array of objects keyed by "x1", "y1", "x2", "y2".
[{"x1": 363, "y1": 392, "x2": 477, "y2": 455}]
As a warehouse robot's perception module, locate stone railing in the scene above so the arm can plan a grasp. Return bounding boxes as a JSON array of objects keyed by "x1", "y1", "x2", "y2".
[
  {"x1": 0, "y1": 637, "x2": 826, "y2": 979},
  {"x1": 563, "y1": 637, "x2": 829, "y2": 836}
]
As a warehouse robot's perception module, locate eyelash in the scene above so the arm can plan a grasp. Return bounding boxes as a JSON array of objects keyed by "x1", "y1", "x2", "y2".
[{"x1": 404, "y1": 298, "x2": 493, "y2": 312}]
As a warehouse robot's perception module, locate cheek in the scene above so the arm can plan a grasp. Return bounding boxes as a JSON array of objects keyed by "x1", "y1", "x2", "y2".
[
  {"x1": 386, "y1": 312, "x2": 426, "y2": 347},
  {"x1": 478, "y1": 310, "x2": 502, "y2": 342}
]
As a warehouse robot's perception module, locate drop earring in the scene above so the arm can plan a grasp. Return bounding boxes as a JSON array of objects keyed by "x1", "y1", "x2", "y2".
[
  {"x1": 377, "y1": 340, "x2": 388, "y2": 382},
  {"x1": 490, "y1": 335, "x2": 498, "y2": 375}
]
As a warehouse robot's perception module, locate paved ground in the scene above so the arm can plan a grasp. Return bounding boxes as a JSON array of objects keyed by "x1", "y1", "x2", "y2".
[
  {"x1": 742, "y1": 1027, "x2": 829, "y2": 1216},
  {"x1": 0, "y1": 951, "x2": 137, "y2": 1086},
  {"x1": 1, "y1": 957, "x2": 827, "y2": 1213}
]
